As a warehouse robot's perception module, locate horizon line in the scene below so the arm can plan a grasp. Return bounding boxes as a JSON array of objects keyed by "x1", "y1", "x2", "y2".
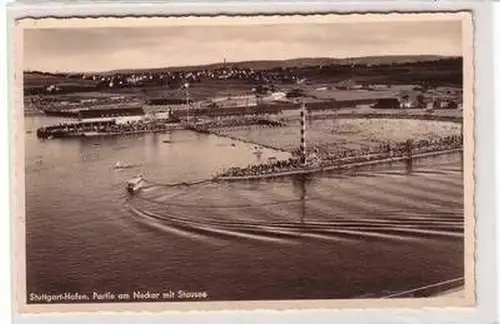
[{"x1": 24, "y1": 54, "x2": 463, "y2": 75}]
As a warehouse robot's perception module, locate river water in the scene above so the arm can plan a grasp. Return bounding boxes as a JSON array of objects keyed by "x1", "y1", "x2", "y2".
[{"x1": 24, "y1": 116, "x2": 464, "y2": 303}]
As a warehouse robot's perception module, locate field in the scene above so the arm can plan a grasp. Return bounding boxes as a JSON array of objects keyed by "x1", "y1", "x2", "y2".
[
  {"x1": 212, "y1": 118, "x2": 462, "y2": 152},
  {"x1": 24, "y1": 56, "x2": 462, "y2": 101}
]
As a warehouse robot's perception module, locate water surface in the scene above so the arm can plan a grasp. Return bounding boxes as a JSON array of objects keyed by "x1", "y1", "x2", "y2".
[{"x1": 25, "y1": 116, "x2": 464, "y2": 302}]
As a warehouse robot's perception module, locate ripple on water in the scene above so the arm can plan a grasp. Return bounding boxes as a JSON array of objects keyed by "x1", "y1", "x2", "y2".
[{"x1": 128, "y1": 165, "x2": 463, "y2": 246}]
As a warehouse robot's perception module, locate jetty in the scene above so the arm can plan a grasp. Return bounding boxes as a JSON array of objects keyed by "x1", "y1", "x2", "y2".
[{"x1": 215, "y1": 147, "x2": 462, "y2": 181}]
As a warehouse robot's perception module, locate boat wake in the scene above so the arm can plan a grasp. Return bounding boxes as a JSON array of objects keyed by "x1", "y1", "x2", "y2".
[
  {"x1": 127, "y1": 200, "x2": 463, "y2": 245},
  {"x1": 125, "y1": 167, "x2": 464, "y2": 245}
]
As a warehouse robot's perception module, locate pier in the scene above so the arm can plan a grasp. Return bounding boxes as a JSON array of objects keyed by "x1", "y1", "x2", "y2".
[{"x1": 215, "y1": 146, "x2": 462, "y2": 181}]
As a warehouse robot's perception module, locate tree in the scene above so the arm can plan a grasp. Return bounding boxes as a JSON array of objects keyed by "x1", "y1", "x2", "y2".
[{"x1": 416, "y1": 94, "x2": 426, "y2": 108}]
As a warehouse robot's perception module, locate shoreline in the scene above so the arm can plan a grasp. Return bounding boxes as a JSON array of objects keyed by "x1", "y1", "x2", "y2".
[{"x1": 215, "y1": 148, "x2": 462, "y2": 181}]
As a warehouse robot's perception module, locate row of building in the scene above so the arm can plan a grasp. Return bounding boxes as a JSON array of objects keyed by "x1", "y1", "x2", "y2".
[
  {"x1": 75, "y1": 66, "x2": 301, "y2": 90},
  {"x1": 31, "y1": 89, "x2": 461, "y2": 119}
]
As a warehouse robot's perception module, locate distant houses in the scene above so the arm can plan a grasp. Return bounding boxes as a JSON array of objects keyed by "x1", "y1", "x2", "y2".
[{"x1": 370, "y1": 94, "x2": 459, "y2": 110}]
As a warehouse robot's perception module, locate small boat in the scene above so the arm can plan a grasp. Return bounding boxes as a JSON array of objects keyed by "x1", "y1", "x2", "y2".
[
  {"x1": 162, "y1": 140, "x2": 172, "y2": 143},
  {"x1": 127, "y1": 175, "x2": 145, "y2": 194},
  {"x1": 115, "y1": 161, "x2": 126, "y2": 169},
  {"x1": 115, "y1": 161, "x2": 141, "y2": 170}
]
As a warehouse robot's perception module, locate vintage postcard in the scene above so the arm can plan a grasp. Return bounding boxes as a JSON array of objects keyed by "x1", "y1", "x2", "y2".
[{"x1": 11, "y1": 11, "x2": 475, "y2": 313}]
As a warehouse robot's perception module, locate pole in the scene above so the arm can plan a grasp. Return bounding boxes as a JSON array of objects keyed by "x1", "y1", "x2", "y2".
[{"x1": 300, "y1": 102, "x2": 307, "y2": 166}]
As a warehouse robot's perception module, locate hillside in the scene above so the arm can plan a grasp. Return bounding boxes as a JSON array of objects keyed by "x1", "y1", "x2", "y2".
[
  {"x1": 24, "y1": 55, "x2": 463, "y2": 97},
  {"x1": 106, "y1": 55, "x2": 454, "y2": 74}
]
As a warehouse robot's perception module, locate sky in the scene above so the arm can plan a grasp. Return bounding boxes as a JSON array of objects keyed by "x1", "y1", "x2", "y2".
[{"x1": 23, "y1": 20, "x2": 463, "y2": 73}]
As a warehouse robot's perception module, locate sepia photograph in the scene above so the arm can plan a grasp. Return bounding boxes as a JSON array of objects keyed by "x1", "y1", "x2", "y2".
[{"x1": 13, "y1": 12, "x2": 475, "y2": 312}]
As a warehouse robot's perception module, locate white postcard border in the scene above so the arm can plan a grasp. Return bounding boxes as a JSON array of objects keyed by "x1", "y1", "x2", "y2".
[{"x1": 6, "y1": 1, "x2": 498, "y2": 323}]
